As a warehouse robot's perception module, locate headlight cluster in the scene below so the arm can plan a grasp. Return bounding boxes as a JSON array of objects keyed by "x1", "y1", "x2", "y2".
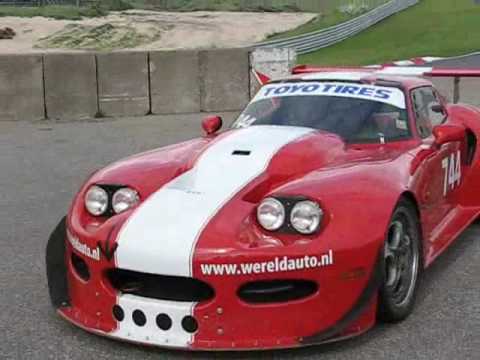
[
  {"x1": 257, "y1": 197, "x2": 323, "y2": 235},
  {"x1": 257, "y1": 198, "x2": 285, "y2": 231},
  {"x1": 85, "y1": 185, "x2": 139, "y2": 216}
]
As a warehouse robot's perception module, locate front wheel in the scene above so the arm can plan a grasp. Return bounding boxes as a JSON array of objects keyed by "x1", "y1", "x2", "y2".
[{"x1": 378, "y1": 199, "x2": 422, "y2": 323}]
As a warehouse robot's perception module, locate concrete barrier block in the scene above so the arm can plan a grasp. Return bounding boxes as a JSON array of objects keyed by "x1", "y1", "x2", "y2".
[
  {"x1": 432, "y1": 77, "x2": 480, "y2": 107},
  {"x1": 200, "y1": 48, "x2": 250, "y2": 112},
  {"x1": 457, "y1": 78, "x2": 480, "y2": 107},
  {"x1": 150, "y1": 50, "x2": 201, "y2": 114},
  {"x1": 0, "y1": 54, "x2": 44, "y2": 121},
  {"x1": 432, "y1": 78, "x2": 454, "y2": 103},
  {"x1": 250, "y1": 48, "x2": 297, "y2": 98},
  {"x1": 44, "y1": 53, "x2": 97, "y2": 120},
  {"x1": 97, "y1": 52, "x2": 149, "y2": 117}
]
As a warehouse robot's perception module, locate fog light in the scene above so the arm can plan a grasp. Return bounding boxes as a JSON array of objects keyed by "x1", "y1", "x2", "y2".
[
  {"x1": 181, "y1": 316, "x2": 198, "y2": 333},
  {"x1": 156, "y1": 313, "x2": 172, "y2": 331},
  {"x1": 132, "y1": 310, "x2": 147, "y2": 327},
  {"x1": 112, "y1": 305, "x2": 124, "y2": 322}
]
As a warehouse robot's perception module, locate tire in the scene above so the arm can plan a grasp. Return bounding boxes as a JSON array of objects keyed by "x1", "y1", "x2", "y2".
[{"x1": 378, "y1": 199, "x2": 422, "y2": 323}]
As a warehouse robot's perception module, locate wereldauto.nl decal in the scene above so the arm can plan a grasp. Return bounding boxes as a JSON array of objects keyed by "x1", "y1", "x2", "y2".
[
  {"x1": 67, "y1": 230, "x2": 100, "y2": 261},
  {"x1": 200, "y1": 250, "x2": 334, "y2": 276}
]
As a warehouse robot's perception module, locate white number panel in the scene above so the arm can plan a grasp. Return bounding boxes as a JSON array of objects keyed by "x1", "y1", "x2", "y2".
[{"x1": 442, "y1": 150, "x2": 462, "y2": 196}]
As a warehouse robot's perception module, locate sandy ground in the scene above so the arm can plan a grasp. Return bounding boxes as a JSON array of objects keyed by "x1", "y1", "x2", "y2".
[{"x1": 0, "y1": 10, "x2": 316, "y2": 53}]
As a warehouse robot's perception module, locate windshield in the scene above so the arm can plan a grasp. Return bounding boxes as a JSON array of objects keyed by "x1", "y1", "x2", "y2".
[{"x1": 232, "y1": 82, "x2": 410, "y2": 143}]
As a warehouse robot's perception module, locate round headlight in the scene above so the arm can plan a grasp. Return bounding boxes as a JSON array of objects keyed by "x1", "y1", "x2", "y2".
[
  {"x1": 290, "y1": 200, "x2": 323, "y2": 234},
  {"x1": 257, "y1": 197, "x2": 285, "y2": 231},
  {"x1": 85, "y1": 186, "x2": 108, "y2": 216},
  {"x1": 112, "y1": 188, "x2": 140, "y2": 214}
]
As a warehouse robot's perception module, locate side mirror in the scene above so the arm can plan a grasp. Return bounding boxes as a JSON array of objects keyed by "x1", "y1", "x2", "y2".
[
  {"x1": 433, "y1": 124, "x2": 465, "y2": 146},
  {"x1": 431, "y1": 103, "x2": 446, "y2": 114},
  {"x1": 202, "y1": 116, "x2": 223, "y2": 135}
]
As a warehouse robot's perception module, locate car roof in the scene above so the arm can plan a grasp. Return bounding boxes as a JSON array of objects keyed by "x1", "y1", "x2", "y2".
[{"x1": 275, "y1": 71, "x2": 433, "y2": 90}]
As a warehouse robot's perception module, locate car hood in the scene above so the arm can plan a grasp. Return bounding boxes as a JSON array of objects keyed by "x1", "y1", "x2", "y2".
[
  {"x1": 95, "y1": 125, "x2": 405, "y2": 276},
  {"x1": 92, "y1": 125, "x2": 401, "y2": 193}
]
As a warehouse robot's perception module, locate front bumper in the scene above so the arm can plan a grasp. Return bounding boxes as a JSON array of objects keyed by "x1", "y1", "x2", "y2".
[{"x1": 46, "y1": 217, "x2": 382, "y2": 350}]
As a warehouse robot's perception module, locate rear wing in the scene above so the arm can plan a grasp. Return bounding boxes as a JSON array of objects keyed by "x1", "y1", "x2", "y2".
[{"x1": 292, "y1": 65, "x2": 480, "y2": 103}]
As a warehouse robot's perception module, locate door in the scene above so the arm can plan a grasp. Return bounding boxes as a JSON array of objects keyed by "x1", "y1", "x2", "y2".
[{"x1": 411, "y1": 87, "x2": 462, "y2": 238}]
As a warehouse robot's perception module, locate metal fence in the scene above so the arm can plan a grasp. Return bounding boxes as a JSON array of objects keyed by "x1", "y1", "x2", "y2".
[{"x1": 257, "y1": 0, "x2": 419, "y2": 54}]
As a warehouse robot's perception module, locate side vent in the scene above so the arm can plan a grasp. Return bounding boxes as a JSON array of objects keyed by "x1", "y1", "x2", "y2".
[
  {"x1": 238, "y1": 280, "x2": 318, "y2": 304},
  {"x1": 466, "y1": 129, "x2": 477, "y2": 165}
]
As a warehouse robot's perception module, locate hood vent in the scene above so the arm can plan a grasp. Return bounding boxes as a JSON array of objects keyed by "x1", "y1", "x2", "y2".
[{"x1": 232, "y1": 150, "x2": 251, "y2": 156}]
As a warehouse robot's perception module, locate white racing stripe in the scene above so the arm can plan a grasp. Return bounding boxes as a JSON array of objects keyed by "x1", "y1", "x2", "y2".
[
  {"x1": 376, "y1": 66, "x2": 434, "y2": 76},
  {"x1": 115, "y1": 126, "x2": 313, "y2": 277}
]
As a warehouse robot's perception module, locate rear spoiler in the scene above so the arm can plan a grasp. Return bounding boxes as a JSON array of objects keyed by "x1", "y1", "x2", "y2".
[
  {"x1": 292, "y1": 65, "x2": 480, "y2": 77},
  {"x1": 292, "y1": 65, "x2": 376, "y2": 74},
  {"x1": 292, "y1": 65, "x2": 480, "y2": 103}
]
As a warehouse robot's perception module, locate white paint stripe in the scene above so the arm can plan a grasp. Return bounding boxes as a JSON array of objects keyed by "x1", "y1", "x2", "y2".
[
  {"x1": 301, "y1": 72, "x2": 372, "y2": 81},
  {"x1": 375, "y1": 66, "x2": 433, "y2": 76},
  {"x1": 111, "y1": 294, "x2": 194, "y2": 348},
  {"x1": 115, "y1": 126, "x2": 313, "y2": 277},
  {"x1": 421, "y1": 57, "x2": 443, "y2": 63},
  {"x1": 393, "y1": 60, "x2": 416, "y2": 66}
]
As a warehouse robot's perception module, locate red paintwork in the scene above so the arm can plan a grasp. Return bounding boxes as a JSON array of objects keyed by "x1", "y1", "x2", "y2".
[
  {"x1": 253, "y1": 70, "x2": 272, "y2": 86},
  {"x1": 293, "y1": 65, "x2": 480, "y2": 78},
  {"x1": 432, "y1": 124, "x2": 466, "y2": 145},
  {"x1": 426, "y1": 69, "x2": 480, "y2": 77},
  {"x1": 56, "y1": 70, "x2": 480, "y2": 350}
]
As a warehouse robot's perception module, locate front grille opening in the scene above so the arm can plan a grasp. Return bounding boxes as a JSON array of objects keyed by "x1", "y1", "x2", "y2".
[
  {"x1": 71, "y1": 252, "x2": 90, "y2": 282},
  {"x1": 238, "y1": 280, "x2": 317, "y2": 304},
  {"x1": 107, "y1": 269, "x2": 215, "y2": 302}
]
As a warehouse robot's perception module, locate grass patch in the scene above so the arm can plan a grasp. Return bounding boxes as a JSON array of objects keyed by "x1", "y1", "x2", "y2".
[
  {"x1": 104, "y1": 0, "x2": 134, "y2": 11},
  {"x1": 0, "y1": 5, "x2": 107, "y2": 20},
  {"x1": 37, "y1": 23, "x2": 160, "y2": 51},
  {"x1": 299, "y1": 0, "x2": 480, "y2": 66},
  {"x1": 267, "y1": 11, "x2": 354, "y2": 40},
  {"x1": 134, "y1": 0, "x2": 304, "y2": 12},
  {"x1": 266, "y1": 1, "x2": 388, "y2": 40},
  {"x1": 0, "y1": 1, "x2": 132, "y2": 20},
  {"x1": 131, "y1": 0, "x2": 388, "y2": 13}
]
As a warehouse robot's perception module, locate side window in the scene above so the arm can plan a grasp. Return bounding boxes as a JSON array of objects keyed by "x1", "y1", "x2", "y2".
[
  {"x1": 412, "y1": 87, "x2": 444, "y2": 138},
  {"x1": 427, "y1": 89, "x2": 446, "y2": 126}
]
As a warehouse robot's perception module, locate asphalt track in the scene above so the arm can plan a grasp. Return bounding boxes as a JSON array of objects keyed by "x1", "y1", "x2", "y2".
[
  {"x1": 430, "y1": 52, "x2": 480, "y2": 69},
  {"x1": 0, "y1": 112, "x2": 478, "y2": 360}
]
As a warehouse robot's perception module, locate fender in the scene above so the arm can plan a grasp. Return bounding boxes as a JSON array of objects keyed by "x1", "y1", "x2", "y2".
[
  {"x1": 447, "y1": 105, "x2": 480, "y2": 207},
  {"x1": 46, "y1": 217, "x2": 69, "y2": 309}
]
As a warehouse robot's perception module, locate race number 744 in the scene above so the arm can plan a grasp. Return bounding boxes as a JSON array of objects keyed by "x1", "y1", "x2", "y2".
[{"x1": 442, "y1": 150, "x2": 462, "y2": 196}]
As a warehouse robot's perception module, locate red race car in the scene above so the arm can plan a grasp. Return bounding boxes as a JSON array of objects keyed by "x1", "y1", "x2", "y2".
[{"x1": 46, "y1": 66, "x2": 480, "y2": 351}]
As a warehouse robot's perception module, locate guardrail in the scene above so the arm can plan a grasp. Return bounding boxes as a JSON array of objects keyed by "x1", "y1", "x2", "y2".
[{"x1": 257, "y1": 0, "x2": 419, "y2": 55}]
